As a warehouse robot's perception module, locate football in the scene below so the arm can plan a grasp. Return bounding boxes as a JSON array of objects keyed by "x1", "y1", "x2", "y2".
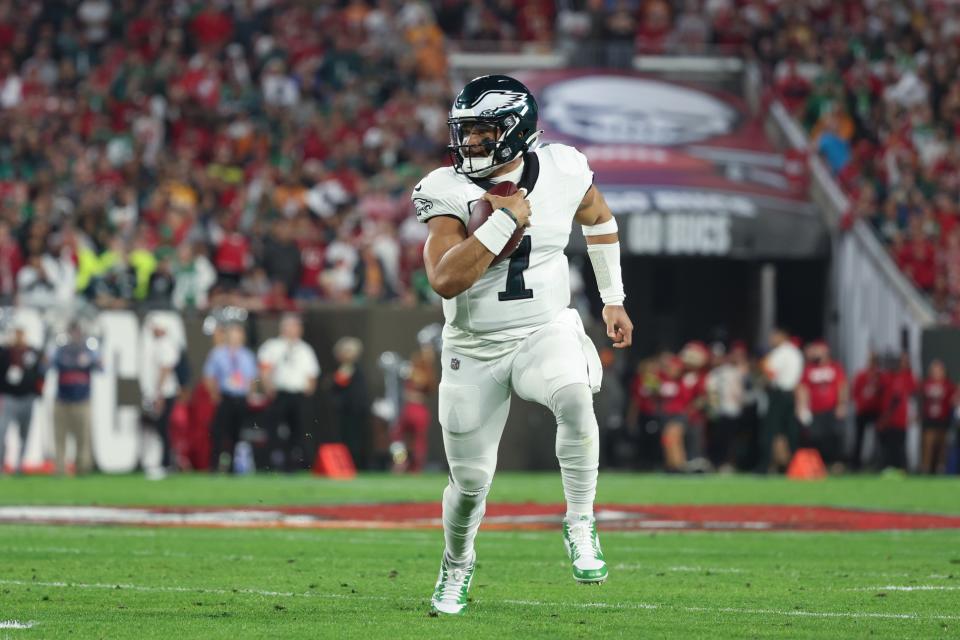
[{"x1": 467, "y1": 181, "x2": 524, "y2": 266}]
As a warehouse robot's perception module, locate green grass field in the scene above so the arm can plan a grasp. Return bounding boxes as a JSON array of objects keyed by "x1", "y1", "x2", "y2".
[{"x1": 1, "y1": 473, "x2": 959, "y2": 639}]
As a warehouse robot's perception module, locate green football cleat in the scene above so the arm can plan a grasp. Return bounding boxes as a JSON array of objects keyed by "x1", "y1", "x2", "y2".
[
  {"x1": 562, "y1": 515, "x2": 608, "y2": 584},
  {"x1": 430, "y1": 553, "x2": 476, "y2": 615}
]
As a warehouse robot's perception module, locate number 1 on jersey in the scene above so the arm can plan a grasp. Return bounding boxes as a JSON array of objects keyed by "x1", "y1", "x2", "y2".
[{"x1": 498, "y1": 235, "x2": 534, "y2": 301}]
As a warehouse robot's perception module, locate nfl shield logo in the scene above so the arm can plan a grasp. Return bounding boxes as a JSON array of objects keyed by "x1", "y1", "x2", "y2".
[{"x1": 450, "y1": 358, "x2": 460, "y2": 371}]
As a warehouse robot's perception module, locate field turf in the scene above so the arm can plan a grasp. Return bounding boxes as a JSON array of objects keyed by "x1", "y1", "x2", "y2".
[{"x1": 1, "y1": 473, "x2": 959, "y2": 639}]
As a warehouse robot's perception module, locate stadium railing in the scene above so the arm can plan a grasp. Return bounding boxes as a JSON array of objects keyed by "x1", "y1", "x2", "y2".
[{"x1": 765, "y1": 98, "x2": 936, "y2": 378}]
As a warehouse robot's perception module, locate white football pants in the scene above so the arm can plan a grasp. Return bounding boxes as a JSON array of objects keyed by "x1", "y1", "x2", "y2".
[{"x1": 438, "y1": 309, "x2": 602, "y2": 564}]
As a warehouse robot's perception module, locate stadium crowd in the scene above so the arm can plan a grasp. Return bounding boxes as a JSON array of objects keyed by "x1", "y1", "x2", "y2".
[
  {"x1": 3, "y1": 0, "x2": 958, "y2": 318},
  {"x1": 447, "y1": 0, "x2": 960, "y2": 321},
  {"x1": 603, "y1": 333, "x2": 958, "y2": 475},
  {"x1": 755, "y1": 1, "x2": 960, "y2": 323},
  {"x1": 0, "y1": 0, "x2": 457, "y2": 313}
]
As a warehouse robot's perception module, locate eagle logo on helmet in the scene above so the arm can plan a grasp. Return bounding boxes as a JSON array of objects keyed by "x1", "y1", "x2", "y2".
[
  {"x1": 448, "y1": 76, "x2": 540, "y2": 178},
  {"x1": 468, "y1": 90, "x2": 528, "y2": 114}
]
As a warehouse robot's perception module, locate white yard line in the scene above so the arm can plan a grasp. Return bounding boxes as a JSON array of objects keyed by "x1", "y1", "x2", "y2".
[
  {"x1": 0, "y1": 545, "x2": 255, "y2": 561},
  {"x1": 0, "y1": 621, "x2": 36, "y2": 629},
  {"x1": 2, "y1": 579, "x2": 958, "y2": 621},
  {"x1": 0, "y1": 579, "x2": 377, "y2": 601},
  {"x1": 667, "y1": 565, "x2": 745, "y2": 573},
  {"x1": 852, "y1": 585, "x2": 960, "y2": 592},
  {"x1": 610, "y1": 563, "x2": 745, "y2": 573},
  {"x1": 681, "y1": 606, "x2": 960, "y2": 621}
]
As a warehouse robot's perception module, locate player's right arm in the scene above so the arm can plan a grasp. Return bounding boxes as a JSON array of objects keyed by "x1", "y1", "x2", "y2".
[
  {"x1": 420, "y1": 186, "x2": 530, "y2": 300},
  {"x1": 424, "y1": 217, "x2": 497, "y2": 299}
]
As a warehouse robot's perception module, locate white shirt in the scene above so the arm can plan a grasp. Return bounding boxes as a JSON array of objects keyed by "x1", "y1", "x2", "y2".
[
  {"x1": 765, "y1": 341, "x2": 804, "y2": 391},
  {"x1": 706, "y1": 363, "x2": 744, "y2": 417},
  {"x1": 258, "y1": 338, "x2": 320, "y2": 393},
  {"x1": 140, "y1": 334, "x2": 180, "y2": 401}
]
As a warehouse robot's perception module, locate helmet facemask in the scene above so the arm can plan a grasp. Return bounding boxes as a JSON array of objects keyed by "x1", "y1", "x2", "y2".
[{"x1": 448, "y1": 114, "x2": 522, "y2": 178}]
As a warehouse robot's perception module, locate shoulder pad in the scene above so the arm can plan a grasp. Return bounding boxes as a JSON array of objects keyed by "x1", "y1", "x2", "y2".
[
  {"x1": 411, "y1": 167, "x2": 473, "y2": 225},
  {"x1": 538, "y1": 143, "x2": 591, "y2": 177}
]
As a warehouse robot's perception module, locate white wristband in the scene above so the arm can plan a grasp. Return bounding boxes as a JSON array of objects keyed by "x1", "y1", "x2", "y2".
[
  {"x1": 473, "y1": 209, "x2": 517, "y2": 256},
  {"x1": 587, "y1": 241, "x2": 625, "y2": 305},
  {"x1": 582, "y1": 217, "x2": 618, "y2": 237}
]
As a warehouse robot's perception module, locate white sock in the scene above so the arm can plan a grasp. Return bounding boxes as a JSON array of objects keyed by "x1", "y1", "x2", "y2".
[
  {"x1": 552, "y1": 384, "x2": 599, "y2": 523},
  {"x1": 441, "y1": 481, "x2": 486, "y2": 565}
]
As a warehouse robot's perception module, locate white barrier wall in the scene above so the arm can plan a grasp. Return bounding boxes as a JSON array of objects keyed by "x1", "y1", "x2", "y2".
[{"x1": 1, "y1": 309, "x2": 186, "y2": 473}]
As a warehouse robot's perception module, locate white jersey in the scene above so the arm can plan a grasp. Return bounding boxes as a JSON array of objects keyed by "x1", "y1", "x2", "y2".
[
  {"x1": 258, "y1": 337, "x2": 320, "y2": 393},
  {"x1": 413, "y1": 143, "x2": 593, "y2": 360}
]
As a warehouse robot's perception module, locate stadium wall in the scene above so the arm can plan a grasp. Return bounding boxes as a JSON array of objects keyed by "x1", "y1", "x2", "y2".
[{"x1": 4, "y1": 305, "x2": 578, "y2": 473}]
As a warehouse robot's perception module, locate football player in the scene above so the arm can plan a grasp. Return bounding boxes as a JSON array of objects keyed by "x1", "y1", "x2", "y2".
[{"x1": 412, "y1": 75, "x2": 633, "y2": 614}]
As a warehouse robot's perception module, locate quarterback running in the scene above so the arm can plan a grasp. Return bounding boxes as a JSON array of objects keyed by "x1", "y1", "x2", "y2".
[{"x1": 413, "y1": 75, "x2": 633, "y2": 615}]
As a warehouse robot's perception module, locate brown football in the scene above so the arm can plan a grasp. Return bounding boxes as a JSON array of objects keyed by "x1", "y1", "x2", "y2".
[{"x1": 467, "y1": 181, "x2": 524, "y2": 266}]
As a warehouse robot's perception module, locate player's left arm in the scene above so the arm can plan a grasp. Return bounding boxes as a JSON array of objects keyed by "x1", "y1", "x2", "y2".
[{"x1": 575, "y1": 184, "x2": 633, "y2": 349}]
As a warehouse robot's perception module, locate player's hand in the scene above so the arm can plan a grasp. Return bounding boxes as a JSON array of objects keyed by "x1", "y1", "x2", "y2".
[
  {"x1": 602, "y1": 305, "x2": 633, "y2": 349},
  {"x1": 482, "y1": 188, "x2": 531, "y2": 228}
]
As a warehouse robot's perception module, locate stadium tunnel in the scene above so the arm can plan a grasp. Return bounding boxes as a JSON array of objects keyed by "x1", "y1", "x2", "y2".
[{"x1": 570, "y1": 186, "x2": 831, "y2": 358}]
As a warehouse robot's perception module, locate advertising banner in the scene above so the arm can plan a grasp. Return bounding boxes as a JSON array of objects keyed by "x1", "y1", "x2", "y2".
[{"x1": 514, "y1": 70, "x2": 826, "y2": 259}]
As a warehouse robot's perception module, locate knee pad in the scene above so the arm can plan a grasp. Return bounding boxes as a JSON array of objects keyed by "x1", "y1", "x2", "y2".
[
  {"x1": 447, "y1": 466, "x2": 492, "y2": 501},
  {"x1": 550, "y1": 384, "x2": 597, "y2": 438}
]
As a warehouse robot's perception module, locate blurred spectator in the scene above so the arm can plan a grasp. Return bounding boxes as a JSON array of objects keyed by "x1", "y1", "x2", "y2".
[
  {"x1": 0, "y1": 222, "x2": 23, "y2": 302},
  {"x1": 795, "y1": 341, "x2": 848, "y2": 470},
  {"x1": 257, "y1": 314, "x2": 320, "y2": 472},
  {"x1": 390, "y1": 339, "x2": 436, "y2": 473},
  {"x1": 851, "y1": 352, "x2": 884, "y2": 471},
  {"x1": 625, "y1": 357, "x2": 660, "y2": 467},
  {"x1": 730, "y1": 341, "x2": 762, "y2": 470},
  {"x1": 260, "y1": 220, "x2": 301, "y2": 298},
  {"x1": 656, "y1": 354, "x2": 688, "y2": 472},
  {"x1": 877, "y1": 353, "x2": 916, "y2": 471},
  {"x1": 919, "y1": 359, "x2": 954, "y2": 474},
  {"x1": 679, "y1": 341, "x2": 710, "y2": 470},
  {"x1": 705, "y1": 343, "x2": 744, "y2": 471},
  {"x1": 813, "y1": 111, "x2": 851, "y2": 174},
  {"x1": 606, "y1": 0, "x2": 639, "y2": 66},
  {"x1": 138, "y1": 314, "x2": 181, "y2": 478},
  {"x1": 203, "y1": 321, "x2": 257, "y2": 473},
  {"x1": 760, "y1": 328, "x2": 803, "y2": 473},
  {"x1": 0, "y1": 319, "x2": 43, "y2": 474},
  {"x1": 331, "y1": 336, "x2": 368, "y2": 469},
  {"x1": 144, "y1": 249, "x2": 176, "y2": 309},
  {"x1": 669, "y1": 1, "x2": 709, "y2": 54},
  {"x1": 172, "y1": 244, "x2": 216, "y2": 312},
  {"x1": 51, "y1": 321, "x2": 99, "y2": 476},
  {"x1": 17, "y1": 251, "x2": 74, "y2": 311},
  {"x1": 594, "y1": 348, "x2": 626, "y2": 467}
]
